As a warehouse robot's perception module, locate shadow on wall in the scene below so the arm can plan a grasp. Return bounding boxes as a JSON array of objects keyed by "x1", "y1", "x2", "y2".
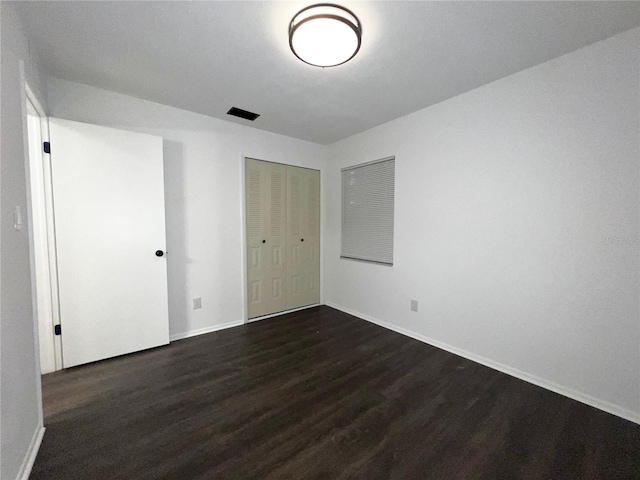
[{"x1": 163, "y1": 140, "x2": 189, "y2": 336}]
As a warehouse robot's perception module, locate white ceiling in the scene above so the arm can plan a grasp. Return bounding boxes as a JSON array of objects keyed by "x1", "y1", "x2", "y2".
[{"x1": 14, "y1": 1, "x2": 640, "y2": 145}]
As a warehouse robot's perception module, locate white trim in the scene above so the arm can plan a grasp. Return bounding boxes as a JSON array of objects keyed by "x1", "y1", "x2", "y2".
[
  {"x1": 240, "y1": 154, "x2": 249, "y2": 322},
  {"x1": 325, "y1": 302, "x2": 640, "y2": 425},
  {"x1": 25, "y1": 92, "x2": 55, "y2": 374},
  {"x1": 41, "y1": 116, "x2": 63, "y2": 371},
  {"x1": 24, "y1": 83, "x2": 46, "y2": 117},
  {"x1": 16, "y1": 426, "x2": 45, "y2": 480},
  {"x1": 246, "y1": 303, "x2": 320, "y2": 323},
  {"x1": 170, "y1": 320, "x2": 244, "y2": 342},
  {"x1": 24, "y1": 81, "x2": 62, "y2": 372},
  {"x1": 319, "y1": 167, "x2": 325, "y2": 306},
  {"x1": 20, "y1": 63, "x2": 46, "y2": 431},
  {"x1": 169, "y1": 304, "x2": 321, "y2": 341}
]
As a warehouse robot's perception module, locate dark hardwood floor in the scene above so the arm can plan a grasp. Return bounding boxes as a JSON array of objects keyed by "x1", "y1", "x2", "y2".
[{"x1": 32, "y1": 306, "x2": 639, "y2": 479}]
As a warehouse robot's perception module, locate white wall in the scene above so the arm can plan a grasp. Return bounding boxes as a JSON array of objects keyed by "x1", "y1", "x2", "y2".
[
  {"x1": 1, "y1": 3, "x2": 48, "y2": 479},
  {"x1": 324, "y1": 28, "x2": 640, "y2": 422},
  {"x1": 46, "y1": 77, "x2": 326, "y2": 340}
]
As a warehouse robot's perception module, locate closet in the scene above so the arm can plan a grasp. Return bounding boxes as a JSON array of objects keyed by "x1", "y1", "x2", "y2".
[{"x1": 245, "y1": 158, "x2": 320, "y2": 318}]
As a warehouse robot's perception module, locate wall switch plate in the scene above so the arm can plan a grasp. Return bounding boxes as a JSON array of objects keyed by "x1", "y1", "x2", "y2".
[
  {"x1": 193, "y1": 297, "x2": 202, "y2": 309},
  {"x1": 411, "y1": 299, "x2": 418, "y2": 312}
]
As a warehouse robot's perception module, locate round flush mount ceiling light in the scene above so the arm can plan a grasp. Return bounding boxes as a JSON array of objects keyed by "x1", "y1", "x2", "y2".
[{"x1": 289, "y1": 4, "x2": 362, "y2": 67}]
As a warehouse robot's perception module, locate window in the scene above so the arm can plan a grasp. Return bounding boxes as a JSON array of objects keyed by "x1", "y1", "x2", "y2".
[{"x1": 341, "y1": 156, "x2": 395, "y2": 265}]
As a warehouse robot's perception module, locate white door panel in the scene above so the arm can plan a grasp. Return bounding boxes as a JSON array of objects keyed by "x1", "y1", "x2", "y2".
[
  {"x1": 304, "y1": 168, "x2": 321, "y2": 306},
  {"x1": 50, "y1": 118, "x2": 169, "y2": 368},
  {"x1": 286, "y1": 165, "x2": 320, "y2": 310},
  {"x1": 246, "y1": 158, "x2": 287, "y2": 318}
]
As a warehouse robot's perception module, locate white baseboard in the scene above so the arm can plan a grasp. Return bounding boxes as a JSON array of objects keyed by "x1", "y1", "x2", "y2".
[
  {"x1": 169, "y1": 304, "x2": 322, "y2": 341},
  {"x1": 17, "y1": 426, "x2": 45, "y2": 480},
  {"x1": 170, "y1": 320, "x2": 244, "y2": 342},
  {"x1": 246, "y1": 303, "x2": 321, "y2": 323},
  {"x1": 325, "y1": 302, "x2": 640, "y2": 425}
]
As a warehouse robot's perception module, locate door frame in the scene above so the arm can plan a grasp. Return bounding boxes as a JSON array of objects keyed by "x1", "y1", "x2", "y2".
[
  {"x1": 24, "y1": 81, "x2": 63, "y2": 373},
  {"x1": 240, "y1": 155, "x2": 323, "y2": 323}
]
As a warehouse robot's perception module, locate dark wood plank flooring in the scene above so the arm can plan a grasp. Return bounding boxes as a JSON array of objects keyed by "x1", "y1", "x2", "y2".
[{"x1": 32, "y1": 306, "x2": 640, "y2": 479}]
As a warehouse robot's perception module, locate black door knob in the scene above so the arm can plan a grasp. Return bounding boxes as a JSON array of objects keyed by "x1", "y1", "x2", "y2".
[
  {"x1": 262, "y1": 239, "x2": 266, "y2": 243},
  {"x1": 155, "y1": 250, "x2": 164, "y2": 257},
  {"x1": 301, "y1": 238, "x2": 304, "y2": 242}
]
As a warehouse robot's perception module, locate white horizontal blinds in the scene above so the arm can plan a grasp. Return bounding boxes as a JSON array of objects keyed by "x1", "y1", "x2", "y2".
[{"x1": 341, "y1": 157, "x2": 395, "y2": 265}]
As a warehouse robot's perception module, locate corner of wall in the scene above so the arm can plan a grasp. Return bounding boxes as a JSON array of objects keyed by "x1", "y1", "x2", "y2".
[{"x1": 1, "y1": 3, "x2": 48, "y2": 479}]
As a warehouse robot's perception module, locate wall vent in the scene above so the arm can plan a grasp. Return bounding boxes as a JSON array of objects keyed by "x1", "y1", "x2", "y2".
[{"x1": 227, "y1": 107, "x2": 260, "y2": 121}]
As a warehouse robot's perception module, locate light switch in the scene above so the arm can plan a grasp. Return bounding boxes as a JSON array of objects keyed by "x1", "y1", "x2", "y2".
[{"x1": 13, "y1": 206, "x2": 22, "y2": 231}]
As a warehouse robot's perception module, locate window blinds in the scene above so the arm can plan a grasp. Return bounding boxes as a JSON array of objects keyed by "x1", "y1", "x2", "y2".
[{"x1": 341, "y1": 156, "x2": 395, "y2": 265}]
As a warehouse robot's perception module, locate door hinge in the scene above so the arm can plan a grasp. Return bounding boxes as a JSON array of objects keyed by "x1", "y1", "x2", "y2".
[
  {"x1": 43, "y1": 142, "x2": 51, "y2": 154},
  {"x1": 54, "y1": 324, "x2": 61, "y2": 336}
]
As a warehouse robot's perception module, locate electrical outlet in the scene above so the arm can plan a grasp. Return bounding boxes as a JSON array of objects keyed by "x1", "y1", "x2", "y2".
[
  {"x1": 193, "y1": 297, "x2": 202, "y2": 309},
  {"x1": 411, "y1": 299, "x2": 418, "y2": 312}
]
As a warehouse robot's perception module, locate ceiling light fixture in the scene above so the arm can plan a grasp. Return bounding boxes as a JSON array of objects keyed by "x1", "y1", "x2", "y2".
[{"x1": 289, "y1": 4, "x2": 362, "y2": 67}]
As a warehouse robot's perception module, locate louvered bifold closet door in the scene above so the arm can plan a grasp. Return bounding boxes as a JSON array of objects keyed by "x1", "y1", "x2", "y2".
[
  {"x1": 286, "y1": 166, "x2": 321, "y2": 310},
  {"x1": 246, "y1": 159, "x2": 287, "y2": 318}
]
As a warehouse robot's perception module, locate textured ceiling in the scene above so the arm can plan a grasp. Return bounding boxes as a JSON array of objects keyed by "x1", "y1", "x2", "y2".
[{"x1": 13, "y1": 1, "x2": 640, "y2": 144}]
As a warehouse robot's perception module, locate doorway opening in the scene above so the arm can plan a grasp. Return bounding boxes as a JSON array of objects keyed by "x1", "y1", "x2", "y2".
[{"x1": 25, "y1": 84, "x2": 63, "y2": 373}]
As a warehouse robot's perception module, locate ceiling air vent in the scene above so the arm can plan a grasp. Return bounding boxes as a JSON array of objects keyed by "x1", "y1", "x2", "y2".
[{"x1": 227, "y1": 107, "x2": 260, "y2": 121}]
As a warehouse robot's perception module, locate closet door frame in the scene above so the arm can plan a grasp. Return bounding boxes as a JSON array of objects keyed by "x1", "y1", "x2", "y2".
[{"x1": 241, "y1": 156, "x2": 322, "y2": 323}]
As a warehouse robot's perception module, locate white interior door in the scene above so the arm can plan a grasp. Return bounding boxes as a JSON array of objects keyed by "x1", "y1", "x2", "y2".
[{"x1": 50, "y1": 118, "x2": 169, "y2": 368}]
